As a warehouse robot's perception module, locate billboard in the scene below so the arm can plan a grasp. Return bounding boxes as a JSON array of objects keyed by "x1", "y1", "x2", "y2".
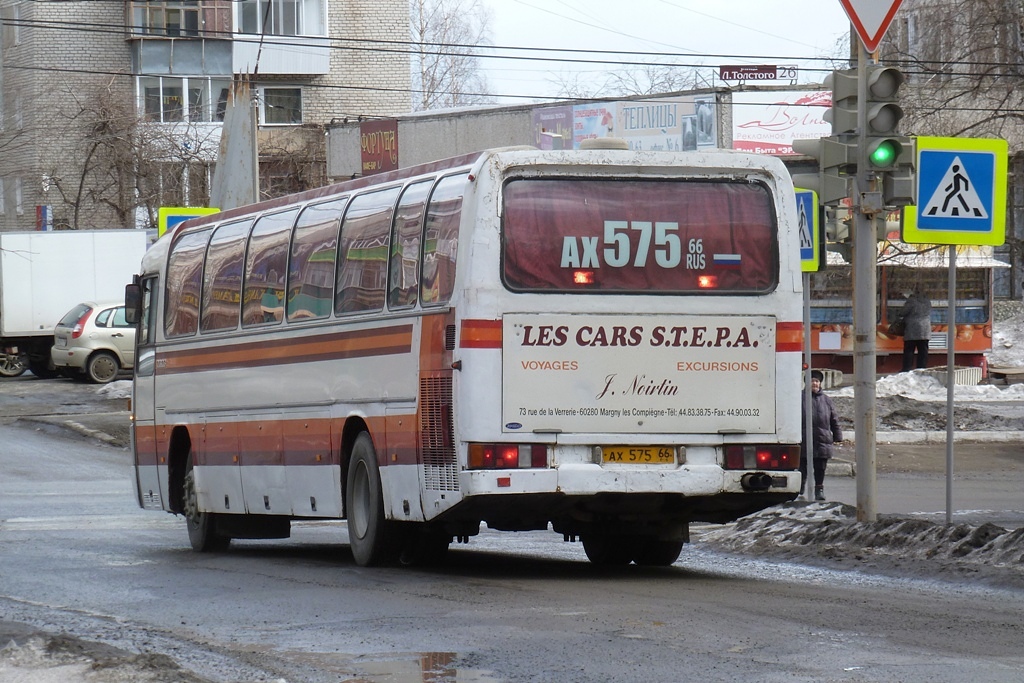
[{"x1": 732, "y1": 90, "x2": 830, "y2": 156}]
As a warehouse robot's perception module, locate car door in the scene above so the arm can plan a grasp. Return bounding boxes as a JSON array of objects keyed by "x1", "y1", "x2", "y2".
[{"x1": 109, "y1": 306, "x2": 136, "y2": 368}]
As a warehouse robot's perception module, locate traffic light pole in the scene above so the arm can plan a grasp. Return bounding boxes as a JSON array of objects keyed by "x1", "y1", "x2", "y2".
[{"x1": 852, "y1": 42, "x2": 878, "y2": 522}]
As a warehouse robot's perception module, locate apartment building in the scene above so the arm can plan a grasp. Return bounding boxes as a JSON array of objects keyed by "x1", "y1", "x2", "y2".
[{"x1": 0, "y1": 0, "x2": 410, "y2": 231}]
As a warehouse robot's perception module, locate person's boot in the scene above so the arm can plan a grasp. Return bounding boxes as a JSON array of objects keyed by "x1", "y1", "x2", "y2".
[{"x1": 814, "y1": 486, "x2": 825, "y2": 501}]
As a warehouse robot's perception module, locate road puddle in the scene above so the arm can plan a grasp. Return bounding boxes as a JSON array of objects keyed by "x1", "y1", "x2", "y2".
[{"x1": 343, "y1": 651, "x2": 501, "y2": 682}]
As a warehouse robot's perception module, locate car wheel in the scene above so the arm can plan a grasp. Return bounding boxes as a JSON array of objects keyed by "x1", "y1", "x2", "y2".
[{"x1": 86, "y1": 351, "x2": 119, "y2": 384}]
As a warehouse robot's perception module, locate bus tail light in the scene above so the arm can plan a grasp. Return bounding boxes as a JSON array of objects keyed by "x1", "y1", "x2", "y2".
[
  {"x1": 468, "y1": 443, "x2": 547, "y2": 470},
  {"x1": 573, "y1": 270, "x2": 595, "y2": 285},
  {"x1": 724, "y1": 445, "x2": 800, "y2": 471},
  {"x1": 697, "y1": 275, "x2": 718, "y2": 289}
]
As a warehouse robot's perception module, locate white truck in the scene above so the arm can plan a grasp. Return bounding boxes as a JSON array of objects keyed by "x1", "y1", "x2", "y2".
[{"x1": 0, "y1": 230, "x2": 149, "y2": 378}]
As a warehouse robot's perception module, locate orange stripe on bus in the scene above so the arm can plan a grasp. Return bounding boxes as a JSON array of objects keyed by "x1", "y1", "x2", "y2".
[
  {"x1": 776, "y1": 321, "x2": 804, "y2": 352},
  {"x1": 460, "y1": 319, "x2": 502, "y2": 348},
  {"x1": 159, "y1": 325, "x2": 413, "y2": 373},
  {"x1": 137, "y1": 416, "x2": 422, "y2": 468}
]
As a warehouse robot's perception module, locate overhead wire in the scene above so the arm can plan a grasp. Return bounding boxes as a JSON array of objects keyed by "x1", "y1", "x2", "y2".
[{"x1": 0, "y1": 16, "x2": 1022, "y2": 111}]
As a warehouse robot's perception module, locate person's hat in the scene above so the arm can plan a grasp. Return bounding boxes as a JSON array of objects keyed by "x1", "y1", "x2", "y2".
[{"x1": 811, "y1": 369, "x2": 824, "y2": 382}]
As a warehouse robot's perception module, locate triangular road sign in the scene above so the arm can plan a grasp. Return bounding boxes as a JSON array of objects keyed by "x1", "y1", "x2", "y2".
[{"x1": 839, "y1": 0, "x2": 905, "y2": 53}]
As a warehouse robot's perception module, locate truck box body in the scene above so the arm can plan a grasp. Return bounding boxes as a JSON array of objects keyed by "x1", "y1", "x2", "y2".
[{"x1": 0, "y1": 231, "x2": 148, "y2": 369}]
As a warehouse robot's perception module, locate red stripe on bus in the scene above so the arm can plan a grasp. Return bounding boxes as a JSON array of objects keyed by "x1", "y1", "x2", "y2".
[
  {"x1": 460, "y1": 319, "x2": 502, "y2": 348},
  {"x1": 158, "y1": 324, "x2": 414, "y2": 373},
  {"x1": 776, "y1": 321, "x2": 804, "y2": 352}
]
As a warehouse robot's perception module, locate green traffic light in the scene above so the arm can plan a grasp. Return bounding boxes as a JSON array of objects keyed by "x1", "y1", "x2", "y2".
[{"x1": 869, "y1": 140, "x2": 900, "y2": 168}]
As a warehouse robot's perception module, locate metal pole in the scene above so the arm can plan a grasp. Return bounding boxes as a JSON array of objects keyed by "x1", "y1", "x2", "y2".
[
  {"x1": 946, "y1": 249, "x2": 957, "y2": 524},
  {"x1": 853, "y1": 42, "x2": 877, "y2": 522},
  {"x1": 803, "y1": 272, "x2": 813, "y2": 500},
  {"x1": 251, "y1": 77, "x2": 260, "y2": 205}
]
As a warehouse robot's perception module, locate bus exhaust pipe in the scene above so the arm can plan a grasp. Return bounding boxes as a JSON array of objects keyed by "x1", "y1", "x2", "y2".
[{"x1": 741, "y1": 472, "x2": 774, "y2": 492}]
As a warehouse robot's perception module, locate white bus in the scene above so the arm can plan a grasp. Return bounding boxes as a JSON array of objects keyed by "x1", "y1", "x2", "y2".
[{"x1": 126, "y1": 143, "x2": 805, "y2": 567}]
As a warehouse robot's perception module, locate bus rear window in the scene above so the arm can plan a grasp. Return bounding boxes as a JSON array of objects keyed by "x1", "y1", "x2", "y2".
[{"x1": 502, "y1": 178, "x2": 778, "y2": 293}]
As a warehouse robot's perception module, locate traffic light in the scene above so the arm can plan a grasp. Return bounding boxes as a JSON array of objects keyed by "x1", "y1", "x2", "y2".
[
  {"x1": 862, "y1": 64, "x2": 915, "y2": 207},
  {"x1": 824, "y1": 68, "x2": 858, "y2": 135},
  {"x1": 791, "y1": 136, "x2": 856, "y2": 206}
]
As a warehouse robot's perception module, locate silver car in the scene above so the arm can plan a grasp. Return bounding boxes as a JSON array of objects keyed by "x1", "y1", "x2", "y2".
[{"x1": 51, "y1": 301, "x2": 135, "y2": 383}]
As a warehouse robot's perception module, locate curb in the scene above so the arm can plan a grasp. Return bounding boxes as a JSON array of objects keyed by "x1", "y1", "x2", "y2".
[
  {"x1": 850, "y1": 431, "x2": 1024, "y2": 444},
  {"x1": 62, "y1": 420, "x2": 120, "y2": 446}
]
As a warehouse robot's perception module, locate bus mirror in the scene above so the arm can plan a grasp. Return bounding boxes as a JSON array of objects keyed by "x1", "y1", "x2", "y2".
[{"x1": 125, "y1": 283, "x2": 141, "y2": 325}]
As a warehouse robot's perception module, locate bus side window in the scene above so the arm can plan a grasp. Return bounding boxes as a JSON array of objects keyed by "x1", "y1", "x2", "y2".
[
  {"x1": 335, "y1": 186, "x2": 401, "y2": 315},
  {"x1": 242, "y1": 209, "x2": 297, "y2": 327},
  {"x1": 165, "y1": 229, "x2": 212, "y2": 338},
  {"x1": 421, "y1": 174, "x2": 467, "y2": 306},
  {"x1": 288, "y1": 198, "x2": 345, "y2": 322},
  {"x1": 201, "y1": 219, "x2": 252, "y2": 333},
  {"x1": 388, "y1": 179, "x2": 432, "y2": 310}
]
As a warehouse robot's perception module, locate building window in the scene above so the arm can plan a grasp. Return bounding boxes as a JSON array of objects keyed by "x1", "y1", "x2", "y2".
[
  {"x1": 238, "y1": 0, "x2": 325, "y2": 36},
  {"x1": 139, "y1": 76, "x2": 231, "y2": 123},
  {"x1": 14, "y1": 177, "x2": 23, "y2": 215},
  {"x1": 0, "y1": 179, "x2": 6, "y2": 215},
  {"x1": 261, "y1": 87, "x2": 302, "y2": 125},
  {"x1": 131, "y1": 1, "x2": 201, "y2": 37}
]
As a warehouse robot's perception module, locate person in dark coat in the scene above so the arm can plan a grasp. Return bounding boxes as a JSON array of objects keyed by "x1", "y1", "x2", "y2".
[
  {"x1": 801, "y1": 369, "x2": 843, "y2": 501},
  {"x1": 900, "y1": 289, "x2": 933, "y2": 372}
]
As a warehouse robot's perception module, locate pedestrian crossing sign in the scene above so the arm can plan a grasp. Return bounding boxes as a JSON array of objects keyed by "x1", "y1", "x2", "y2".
[
  {"x1": 794, "y1": 188, "x2": 821, "y2": 272},
  {"x1": 902, "y1": 136, "x2": 1008, "y2": 246}
]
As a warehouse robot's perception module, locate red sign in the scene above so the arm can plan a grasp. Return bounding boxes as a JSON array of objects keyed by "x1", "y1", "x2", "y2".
[
  {"x1": 839, "y1": 0, "x2": 904, "y2": 53},
  {"x1": 360, "y1": 119, "x2": 398, "y2": 175}
]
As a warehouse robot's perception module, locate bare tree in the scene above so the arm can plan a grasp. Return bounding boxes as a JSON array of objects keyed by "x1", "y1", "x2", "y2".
[
  {"x1": 879, "y1": 0, "x2": 1024, "y2": 298},
  {"x1": 45, "y1": 78, "x2": 221, "y2": 230},
  {"x1": 410, "y1": 0, "x2": 493, "y2": 110}
]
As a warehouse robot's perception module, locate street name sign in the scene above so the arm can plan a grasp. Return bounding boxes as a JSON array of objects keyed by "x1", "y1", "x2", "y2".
[
  {"x1": 838, "y1": 0, "x2": 905, "y2": 53},
  {"x1": 902, "y1": 136, "x2": 1008, "y2": 246}
]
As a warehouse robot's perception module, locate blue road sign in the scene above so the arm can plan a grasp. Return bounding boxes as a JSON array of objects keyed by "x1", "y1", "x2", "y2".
[
  {"x1": 794, "y1": 189, "x2": 820, "y2": 272},
  {"x1": 903, "y1": 136, "x2": 1007, "y2": 246}
]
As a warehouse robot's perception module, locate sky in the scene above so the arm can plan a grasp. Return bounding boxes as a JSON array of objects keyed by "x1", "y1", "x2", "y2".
[{"x1": 478, "y1": 0, "x2": 856, "y2": 103}]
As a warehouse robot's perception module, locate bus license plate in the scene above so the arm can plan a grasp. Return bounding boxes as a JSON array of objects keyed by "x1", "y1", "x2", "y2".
[{"x1": 602, "y1": 446, "x2": 675, "y2": 464}]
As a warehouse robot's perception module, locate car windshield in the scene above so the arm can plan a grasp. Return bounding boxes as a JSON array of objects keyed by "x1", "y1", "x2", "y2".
[{"x1": 58, "y1": 304, "x2": 92, "y2": 326}]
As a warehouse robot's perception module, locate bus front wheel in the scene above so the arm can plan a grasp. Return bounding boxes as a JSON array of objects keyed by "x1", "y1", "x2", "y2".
[
  {"x1": 346, "y1": 433, "x2": 402, "y2": 566},
  {"x1": 183, "y1": 459, "x2": 230, "y2": 552}
]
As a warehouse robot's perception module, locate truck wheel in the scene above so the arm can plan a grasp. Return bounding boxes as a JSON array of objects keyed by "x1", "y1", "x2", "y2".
[
  {"x1": 183, "y1": 459, "x2": 230, "y2": 552},
  {"x1": 86, "y1": 352, "x2": 119, "y2": 384},
  {"x1": 0, "y1": 353, "x2": 27, "y2": 377},
  {"x1": 346, "y1": 433, "x2": 402, "y2": 566},
  {"x1": 28, "y1": 357, "x2": 57, "y2": 379}
]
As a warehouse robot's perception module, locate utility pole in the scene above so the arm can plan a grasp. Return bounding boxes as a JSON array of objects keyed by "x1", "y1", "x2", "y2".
[{"x1": 852, "y1": 41, "x2": 878, "y2": 521}]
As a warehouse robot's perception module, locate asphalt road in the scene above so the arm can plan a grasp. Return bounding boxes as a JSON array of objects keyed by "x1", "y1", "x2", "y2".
[{"x1": 2, "y1": 415, "x2": 1024, "y2": 683}]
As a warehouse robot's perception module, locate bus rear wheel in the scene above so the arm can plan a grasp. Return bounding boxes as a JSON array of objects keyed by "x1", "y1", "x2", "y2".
[
  {"x1": 183, "y1": 459, "x2": 230, "y2": 552},
  {"x1": 632, "y1": 538, "x2": 684, "y2": 567},
  {"x1": 581, "y1": 533, "x2": 635, "y2": 566},
  {"x1": 346, "y1": 433, "x2": 402, "y2": 566}
]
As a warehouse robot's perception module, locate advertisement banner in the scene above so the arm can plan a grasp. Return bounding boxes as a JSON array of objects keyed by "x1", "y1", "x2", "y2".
[
  {"x1": 572, "y1": 103, "x2": 617, "y2": 148},
  {"x1": 732, "y1": 90, "x2": 830, "y2": 156},
  {"x1": 502, "y1": 313, "x2": 776, "y2": 434},
  {"x1": 360, "y1": 119, "x2": 399, "y2": 175},
  {"x1": 532, "y1": 106, "x2": 572, "y2": 150}
]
